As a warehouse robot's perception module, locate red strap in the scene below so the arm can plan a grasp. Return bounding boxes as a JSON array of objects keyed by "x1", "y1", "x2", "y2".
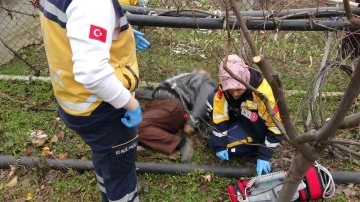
[
  {"x1": 227, "y1": 184, "x2": 238, "y2": 202},
  {"x1": 299, "y1": 188, "x2": 309, "y2": 201},
  {"x1": 304, "y1": 166, "x2": 323, "y2": 200}
]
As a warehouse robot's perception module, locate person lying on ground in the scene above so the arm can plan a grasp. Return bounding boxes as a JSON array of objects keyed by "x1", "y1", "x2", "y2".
[
  {"x1": 136, "y1": 69, "x2": 216, "y2": 163},
  {"x1": 138, "y1": 98, "x2": 194, "y2": 163},
  {"x1": 152, "y1": 69, "x2": 217, "y2": 135}
]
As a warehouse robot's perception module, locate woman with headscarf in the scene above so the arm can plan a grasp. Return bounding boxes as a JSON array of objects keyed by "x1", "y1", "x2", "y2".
[{"x1": 207, "y1": 55, "x2": 282, "y2": 176}]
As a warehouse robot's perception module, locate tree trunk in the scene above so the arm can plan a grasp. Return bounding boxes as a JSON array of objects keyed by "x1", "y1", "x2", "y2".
[{"x1": 277, "y1": 152, "x2": 315, "y2": 202}]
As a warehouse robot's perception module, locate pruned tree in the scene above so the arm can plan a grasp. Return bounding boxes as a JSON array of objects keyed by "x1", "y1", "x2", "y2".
[{"x1": 223, "y1": 0, "x2": 360, "y2": 201}]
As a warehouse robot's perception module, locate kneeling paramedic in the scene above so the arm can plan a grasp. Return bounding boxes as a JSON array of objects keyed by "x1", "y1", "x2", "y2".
[
  {"x1": 207, "y1": 55, "x2": 282, "y2": 176},
  {"x1": 39, "y1": 0, "x2": 149, "y2": 201}
]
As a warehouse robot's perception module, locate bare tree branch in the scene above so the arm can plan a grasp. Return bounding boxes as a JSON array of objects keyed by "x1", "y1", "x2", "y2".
[
  {"x1": 295, "y1": 129, "x2": 317, "y2": 144},
  {"x1": 327, "y1": 139, "x2": 360, "y2": 146},
  {"x1": 315, "y1": 62, "x2": 360, "y2": 142},
  {"x1": 339, "y1": 112, "x2": 360, "y2": 129},
  {"x1": 221, "y1": 0, "x2": 288, "y2": 142},
  {"x1": 228, "y1": 0, "x2": 317, "y2": 160},
  {"x1": 227, "y1": 1, "x2": 324, "y2": 200},
  {"x1": 343, "y1": 0, "x2": 360, "y2": 26},
  {"x1": 332, "y1": 143, "x2": 360, "y2": 158},
  {"x1": 297, "y1": 112, "x2": 360, "y2": 144},
  {"x1": 327, "y1": 145, "x2": 343, "y2": 158}
]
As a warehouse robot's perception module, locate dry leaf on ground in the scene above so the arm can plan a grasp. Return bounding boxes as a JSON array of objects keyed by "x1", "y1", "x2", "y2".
[
  {"x1": 5, "y1": 176, "x2": 18, "y2": 188},
  {"x1": 50, "y1": 135, "x2": 58, "y2": 143},
  {"x1": 202, "y1": 175, "x2": 212, "y2": 182},
  {"x1": 58, "y1": 153, "x2": 69, "y2": 159},
  {"x1": 41, "y1": 147, "x2": 53, "y2": 156},
  {"x1": 168, "y1": 153, "x2": 179, "y2": 160},
  {"x1": 25, "y1": 192, "x2": 33, "y2": 200},
  {"x1": 29, "y1": 130, "x2": 48, "y2": 144},
  {"x1": 57, "y1": 131, "x2": 65, "y2": 139}
]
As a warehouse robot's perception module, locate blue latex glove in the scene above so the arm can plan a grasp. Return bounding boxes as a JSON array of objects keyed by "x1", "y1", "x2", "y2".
[
  {"x1": 121, "y1": 103, "x2": 142, "y2": 128},
  {"x1": 133, "y1": 29, "x2": 150, "y2": 52},
  {"x1": 256, "y1": 159, "x2": 271, "y2": 176},
  {"x1": 216, "y1": 150, "x2": 229, "y2": 161}
]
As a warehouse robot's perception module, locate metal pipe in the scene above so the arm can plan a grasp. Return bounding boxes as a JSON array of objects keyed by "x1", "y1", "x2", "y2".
[
  {"x1": 0, "y1": 155, "x2": 359, "y2": 184},
  {"x1": 127, "y1": 14, "x2": 360, "y2": 31},
  {"x1": 0, "y1": 155, "x2": 254, "y2": 178},
  {"x1": 123, "y1": 5, "x2": 360, "y2": 19}
]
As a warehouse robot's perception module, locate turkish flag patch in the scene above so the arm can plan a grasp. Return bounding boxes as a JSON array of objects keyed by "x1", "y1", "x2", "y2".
[
  {"x1": 250, "y1": 112, "x2": 259, "y2": 122},
  {"x1": 273, "y1": 106, "x2": 279, "y2": 114},
  {"x1": 217, "y1": 89, "x2": 223, "y2": 99},
  {"x1": 89, "y1": 25, "x2": 107, "y2": 43}
]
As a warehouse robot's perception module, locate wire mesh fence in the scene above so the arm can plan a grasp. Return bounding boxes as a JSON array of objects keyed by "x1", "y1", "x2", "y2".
[
  {"x1": 0, "y1": 0, "x2": 359, "y2": 82},
  {"x1": 0, "y1": 0, "x2": 41, "y2": 66}
]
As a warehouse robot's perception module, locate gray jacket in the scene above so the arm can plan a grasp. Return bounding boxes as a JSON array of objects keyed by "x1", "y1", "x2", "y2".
[{"x1": 153, "y1": 71, "x2": 216, "y2": 128}]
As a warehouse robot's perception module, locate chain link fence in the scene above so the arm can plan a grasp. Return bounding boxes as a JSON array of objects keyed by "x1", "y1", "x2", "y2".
[
  {"x1": 0, "y1": 0, "x2": 41, "y2": 66},
  {"x1": 0, "y1": 0, "x2": 358, "y2": 82}
]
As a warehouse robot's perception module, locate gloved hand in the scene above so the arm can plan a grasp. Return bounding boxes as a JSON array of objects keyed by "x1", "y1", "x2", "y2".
[
  {"x1": 121, "y1": 103, "x2": 142, "y2": 128},
  {"x1": 133, "y1": 29, "x2": 150, "y2": 51},
  {"x1": 216, "y1": 150, "x2": 229, "y2": 161},
  {"x1": 256, "y1": 159, "x2": 271, "y2": 176}
]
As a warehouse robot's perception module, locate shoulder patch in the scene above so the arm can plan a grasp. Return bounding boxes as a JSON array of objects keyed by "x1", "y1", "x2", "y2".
[
  {"x1": 89, "y1": 25, "x2": 107, "y2": 43},
  {"x1": 250, "y1": 112, "x2": 259, "y2": 122},
  {"x1": 273, "y1": 106, "x2": 279, "y2": 114},
  {"x1": 217, "y1": 89, "x2": 223, "y2": 99}
]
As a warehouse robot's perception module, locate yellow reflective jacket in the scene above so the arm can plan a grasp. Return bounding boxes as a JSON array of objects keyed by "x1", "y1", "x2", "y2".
[
  {"x1": 213, "y1": 79, "x2": 281, "y2": 135},
  {"x1": 119, "y1": 0, "x2": 138, "y2": 5}
]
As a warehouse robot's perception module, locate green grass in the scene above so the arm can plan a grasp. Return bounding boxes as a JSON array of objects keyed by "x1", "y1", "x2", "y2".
[{"x1": 0, "y1": 45, "x2": 48, "y2": 76}]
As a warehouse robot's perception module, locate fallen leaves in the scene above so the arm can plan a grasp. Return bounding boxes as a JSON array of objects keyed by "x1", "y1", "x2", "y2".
[
  {"x1": 335, "y1": 184, "x2": 359, "y2": 197},
  {"x1": 58, "y1": 153, "x2": 69, "y2": 159},
  {"x1": 29, "y1": 130, "x2": 48, "y2": 145},
  {"x1": 41, "y1": 147, "x2": 54, "y2": 156},
  {"x1": 30, "y1": 130, "x2": 65, "y2": 148},
  {"x1": 28, "y1": 129, "x2": 68, "y2": 158},
  {"x1": 36, "y1": 139, "x2": 46, "y2": 147},
  {"x1": 25, "y1": 192, "x2": 33, "y2": 201},
  {"x1": 5, "y1": 176, "x2": 18, "y2": 188},
  {"x1": 57, "y1": 131, "x2": 65, "y2": 139},
  {"x1": 8, "y1": 165, "x2": 18, "y2": 180},
  {"x1": 50, "y1": 135, "x2": 58, "y2": 143},
  {"x1": 202, "y1": 175, "x2": 212, "y2": 183},
  {"x1": 343, "y1": 187, "x2": 353, "y2": 196},
  {"x1": 168, "y1": 153, "x2": 179, "y2": 161},
  {"x1": 21, "y1": 147, "x2": 34, "y2": 156}
]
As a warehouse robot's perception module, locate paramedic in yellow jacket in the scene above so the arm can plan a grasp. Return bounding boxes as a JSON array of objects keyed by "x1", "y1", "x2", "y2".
[
  {"x1": 119, "y1": 0, "x2": 148, "y2": 6},
  {"x1": 207, "y1": 55, "x2": 282, "y2": 176},
  {"x1": 39, "y1": 0, "x2": 149, "y2": 201}
]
